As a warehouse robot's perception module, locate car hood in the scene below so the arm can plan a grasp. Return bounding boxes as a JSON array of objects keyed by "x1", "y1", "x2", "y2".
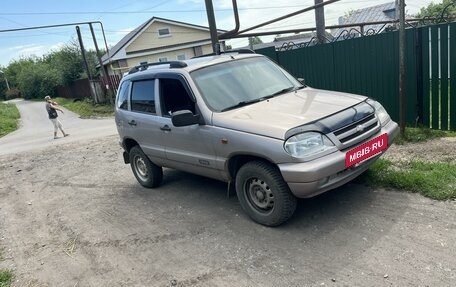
[{"x1": 212, "y1": 87, "x2": 367, "y2": 139}]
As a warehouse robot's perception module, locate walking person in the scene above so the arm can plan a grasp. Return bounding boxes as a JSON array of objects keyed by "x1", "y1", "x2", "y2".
[{"x1": 44, "y1": 96, "x2": 69, "y2": 139}]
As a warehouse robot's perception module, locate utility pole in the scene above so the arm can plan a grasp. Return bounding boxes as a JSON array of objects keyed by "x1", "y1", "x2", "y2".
[
  {"x1": 398, "y1": 0, "x2": 406, "y2": 135},
  {"x1": 89, "y1": 23, "x2": 113, "y2": 104},
  {"x1": 204, "y1": 0, "x2": 220, "y2": 54},
  {"x1": 394, "y1": 0, "x2": 400, "y2": 28},
  {"x1": 0, "y1": 70, "x2": 10, "y2": 91},
  {"x1": 314, "y1": 0, "x2": 326, "y2": 44},
  {"x1": 76, "y1": 26, "x2": 98, "y2": 103}
]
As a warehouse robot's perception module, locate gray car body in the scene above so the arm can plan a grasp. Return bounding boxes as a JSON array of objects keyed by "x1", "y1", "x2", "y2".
[{"x1": 115, "y1": 54, "x2": 399, "y2": 198}]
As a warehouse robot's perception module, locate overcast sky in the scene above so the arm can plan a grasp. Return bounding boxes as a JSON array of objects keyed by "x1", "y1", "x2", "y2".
[{"x1": 0, "y1": 0, "x2": 437, "y2": 67}]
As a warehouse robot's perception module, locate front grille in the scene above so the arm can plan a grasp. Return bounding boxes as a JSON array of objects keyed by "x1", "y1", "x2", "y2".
[{"x1": 333, "y1": 114, "x2": 379, "y2": 149}]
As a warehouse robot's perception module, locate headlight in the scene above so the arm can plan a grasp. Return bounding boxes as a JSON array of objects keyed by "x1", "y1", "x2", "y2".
[
  {"x1": 367, "y1": 99, "x2": 391, "y2": 126},
  {"x1": 284, "y1": 132, "x2": 335, "y2": 158}
]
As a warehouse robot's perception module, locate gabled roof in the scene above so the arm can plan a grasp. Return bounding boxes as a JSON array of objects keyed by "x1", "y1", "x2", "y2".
[
  {"x1": 101, "y1": 17, "x2": 222, "y2": 65},
  {"x1": 332, "y1": 2, "x2": 397, "y2": 37}
]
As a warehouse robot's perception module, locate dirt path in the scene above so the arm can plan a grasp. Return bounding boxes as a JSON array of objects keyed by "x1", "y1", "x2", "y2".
[
  {"x1": 0, "y1": 99, "x2": 116, "y2": 156},
  {"x1": 0, "y1": 135, "x2": 455, "y2": 287}
]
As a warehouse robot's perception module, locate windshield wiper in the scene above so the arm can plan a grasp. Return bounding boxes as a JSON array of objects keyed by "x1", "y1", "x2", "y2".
[
  {"x1": 220, "y1": 87, "x2": 299, "y2": 112},
  {"x1": 269, "y1": 86, "x2": 296, "y2": 97},
  {"x1": 221, "y1": 98, "x2": 264, "y2": 112}
]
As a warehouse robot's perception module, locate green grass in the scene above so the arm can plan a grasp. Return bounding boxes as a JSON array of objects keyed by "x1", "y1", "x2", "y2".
[
  {"x1": 360, "y1": 159, "x2": 456, "y2": 200},
  {"x1": 0, "y1": 270, "x2": 13, "y2": 287},
  {"x1": 54, "y1": 98, "x2": 114, "y2": 118},
  {"x1": 0, "y1": 103, "x2": 20, "y2": 137},
  {"x1": 394, "y1": 127, "x2": 456, "y2": 145}
]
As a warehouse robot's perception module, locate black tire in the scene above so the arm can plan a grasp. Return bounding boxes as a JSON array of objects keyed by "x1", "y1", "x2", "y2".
[
  {"x1": 129, "y1": 146, "x2": 163, "y2": 188},
  {"x1": 235, "y1": 161, "x2": 297, "y2": 226}
]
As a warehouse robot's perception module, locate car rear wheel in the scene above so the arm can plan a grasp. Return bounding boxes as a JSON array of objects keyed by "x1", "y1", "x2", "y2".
[
  {"x1": 129, "y1": 146, "x2": 163, "y2": 188},
  {"x1": 235, "y1": 161, "x2": 297, "y2": 226}
]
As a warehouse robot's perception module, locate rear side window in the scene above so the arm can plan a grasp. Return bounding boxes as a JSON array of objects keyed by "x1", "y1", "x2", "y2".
[
  {"x1": 116, "y1": 80, "x2": 130, "y2": 110},
  {"x1": 131, "y1": 80, "x2": 156, "y2": 114}
]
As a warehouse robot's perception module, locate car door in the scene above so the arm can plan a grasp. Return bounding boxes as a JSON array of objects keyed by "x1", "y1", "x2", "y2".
[
  {"x1": 155, "y1": 75, "x2": 221, "y2": 180},
  {"x1": 115, "y1": 79, "x2": 131, "y2": 139},
  {"x1": 124, "y1": 78, "x2": 166, "y2": 163}
]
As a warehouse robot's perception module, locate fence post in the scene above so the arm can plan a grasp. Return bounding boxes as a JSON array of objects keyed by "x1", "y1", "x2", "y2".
[
  {"x1": 415, "y1": 27, "x2": 424, "y2": 125},
  {"x1": 398, "y1": 0, "x2": 406, "y2": 135}
]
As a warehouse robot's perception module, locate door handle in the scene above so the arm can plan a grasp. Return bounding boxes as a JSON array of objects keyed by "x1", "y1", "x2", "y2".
[
  {"x1": 128, "y1": 120, "x2": 137, "y2": 126},
  {"x1": 160, "y1": 125, "x2": 171, "y2": 131}
]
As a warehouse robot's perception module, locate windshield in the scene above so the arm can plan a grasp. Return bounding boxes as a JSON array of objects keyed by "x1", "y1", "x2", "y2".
[{"x1": 191, "y1": 57, "x2": 303, "y2": 112}]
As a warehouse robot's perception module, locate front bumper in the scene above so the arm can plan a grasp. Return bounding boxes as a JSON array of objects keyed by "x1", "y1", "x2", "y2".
[{"x1": 278, "y1": 120, "x2": 399, "y2": 198}]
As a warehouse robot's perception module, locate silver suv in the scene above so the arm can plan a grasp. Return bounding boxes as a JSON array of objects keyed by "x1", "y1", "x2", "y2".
[{"x1": 115, "y1": 52, "x2": 399, "y2": 226}]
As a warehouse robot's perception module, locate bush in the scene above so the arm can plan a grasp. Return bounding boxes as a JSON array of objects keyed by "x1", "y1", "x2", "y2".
[{"x1": 4, "y1": 88, "x2": 21, "y2": 100}]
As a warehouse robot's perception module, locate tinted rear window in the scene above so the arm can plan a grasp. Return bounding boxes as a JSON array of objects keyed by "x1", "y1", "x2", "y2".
[{"x1": 131, "y1": 80, "x2": 156, "y2": 114}]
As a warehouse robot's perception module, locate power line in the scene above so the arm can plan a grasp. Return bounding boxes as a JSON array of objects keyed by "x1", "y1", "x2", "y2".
[{"x1": 0, "y1": 4, "x2": 336, "y2": 15}]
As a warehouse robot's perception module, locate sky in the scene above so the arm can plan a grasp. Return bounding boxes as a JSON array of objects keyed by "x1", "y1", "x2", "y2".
[{"x1": 0, "y1": 0, "x2": 437, "y2": 67}]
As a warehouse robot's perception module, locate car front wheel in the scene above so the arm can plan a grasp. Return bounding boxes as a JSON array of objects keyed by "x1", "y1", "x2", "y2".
[
  {"x1": 235, "y1": 161, "x2": 297, "y2": 226},
  {"x1": 129, "y1": 146, "x2": 163, "y2": 188}
]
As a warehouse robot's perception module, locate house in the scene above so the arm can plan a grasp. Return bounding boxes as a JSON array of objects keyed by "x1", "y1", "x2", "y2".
[
  {"x1": 332, "y1": 2, "x2": 399, "y2": 39},
  {"x1": 249, "y1": 3, "x2": 401, "y2": 52},
  {"x1": 101, "y1": 17, "x2": 225, "y2": 76},
  {"x1": 272, "y1": 31, "x2": 334, "y2": 50},
  {"x1": 242, "y1": 31, "x2": 334, "y2": 52}
]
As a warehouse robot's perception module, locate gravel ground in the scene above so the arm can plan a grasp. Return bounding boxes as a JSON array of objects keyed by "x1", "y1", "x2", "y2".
[
  {"x1": 0, "y1": 135, "x2": 455, "y2": 287},
  {"x1": 383, "y1": 137, "x2": 456, "y2": 163}
]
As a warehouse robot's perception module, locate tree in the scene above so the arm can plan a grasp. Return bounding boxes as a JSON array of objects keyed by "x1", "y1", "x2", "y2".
[
  {"x1": 43, "y1": 43, "x2": 83, "y2": 85},
  {"x1": 17, "y1": 62, "x2": 60, "y2": 99},
  {"x1": 84, "y1": 49, "x2": 102, "y2": 79},
  {"x1": 251, "y1": 36, "x2": 263, "y2": 45},
  {"x1": 417, "y1": 0, "x2": 456, "y2": 21},
  {"x1": 3, "y1": 38, "x2": 104, "y2": 100},
  {"x1": 5, "y1": 57, "x2": 36, "y2": 88}
]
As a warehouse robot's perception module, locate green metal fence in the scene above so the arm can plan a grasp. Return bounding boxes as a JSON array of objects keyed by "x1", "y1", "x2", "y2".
[
  {"x1": 257, "y1": 23, "x2": 456, "y2": 131},
  {"x1": 421, "y1": 23, "x2": 456, "y2": 130}
]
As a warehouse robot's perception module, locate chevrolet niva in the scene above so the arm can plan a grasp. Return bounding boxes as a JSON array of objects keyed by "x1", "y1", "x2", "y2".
[{"x1": 115, "y1": 51, "x2": 399, "y2": 226}]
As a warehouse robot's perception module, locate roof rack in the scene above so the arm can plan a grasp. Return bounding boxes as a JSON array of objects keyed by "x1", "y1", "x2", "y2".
[
  {"x1": 128, "y1": 61, "x2": 188, "y2": 74},
  {"x1": 192, "y1": 48, "x2": 256, "y2": 59}
]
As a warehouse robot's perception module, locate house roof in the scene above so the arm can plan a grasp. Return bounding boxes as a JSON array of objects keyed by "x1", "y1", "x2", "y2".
[
  {"x1": 332, "y1": 2, "x2": 397, "y2": 37},
  {"x1": 101, "y1": 17, "x2": 224, "y2": 65},
  {"x1": 244, "y1": 31, "x2": 334, "y2": 51}
]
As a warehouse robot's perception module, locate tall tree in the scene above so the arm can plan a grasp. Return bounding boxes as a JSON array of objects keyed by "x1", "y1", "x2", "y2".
[
  {"x1": 5, "y1": 57, "x2": 36, "y2": 88},
  {"x1": 417, "y1": 0, "x2": 456, "y2": 21},
  {"x1": 43, "y1": 42, "x2": 83, "y2": 85},
  {"x1": 17, "y1": 62, "x2": 60, "y2": 99}
]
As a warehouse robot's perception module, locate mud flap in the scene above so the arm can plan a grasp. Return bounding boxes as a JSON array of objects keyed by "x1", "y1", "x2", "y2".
[
  {"x1": 123, "y1": 151, "x2": 130, "y2": 164},
  {"x1": 226, "y1": 181, "x2": 236, "y2": 198}
]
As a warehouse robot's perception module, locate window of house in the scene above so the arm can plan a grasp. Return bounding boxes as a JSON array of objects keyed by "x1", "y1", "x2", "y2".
[
  {"x1": 194, "y1": 46, "x2": 203, "y2": 57},
  {"x1": 158, "y1": 27, "x2": 171, "y2": 37},
  {"x1": 118, "y1": 59, "x2": 128, "y2": 68},
  {"x1": 177, "y1": 54, "x2": 186, "y2": 61},
  {"x1": 158, "y1": 57, "x2": 168, "y2": 63},
  {"x1": 116, "y1": 80, "x2": 130, "y2": 110},
  {"x1": 131, "y1": 79, "x2": 156, "y2": 114}
]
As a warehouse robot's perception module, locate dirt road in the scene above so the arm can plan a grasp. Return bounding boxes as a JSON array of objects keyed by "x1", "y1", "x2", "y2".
[
  {"x1": 0, "y1": 134, "x2": 455, "y2": 287},
  {"x1": 1, "y1": 100, "x2": 455, "y2": 286},
  {"x1": 0, "y1": 99, "x2": 116, "y2": 156}
]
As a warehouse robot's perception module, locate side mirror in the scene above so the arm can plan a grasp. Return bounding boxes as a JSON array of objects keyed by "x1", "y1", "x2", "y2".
[
  {"x1": 297, "y1": 78, "x2": 306, "y2": 86},
  {"x1": 171, "y1": 110, "x2": 200, "y2": 127}
]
